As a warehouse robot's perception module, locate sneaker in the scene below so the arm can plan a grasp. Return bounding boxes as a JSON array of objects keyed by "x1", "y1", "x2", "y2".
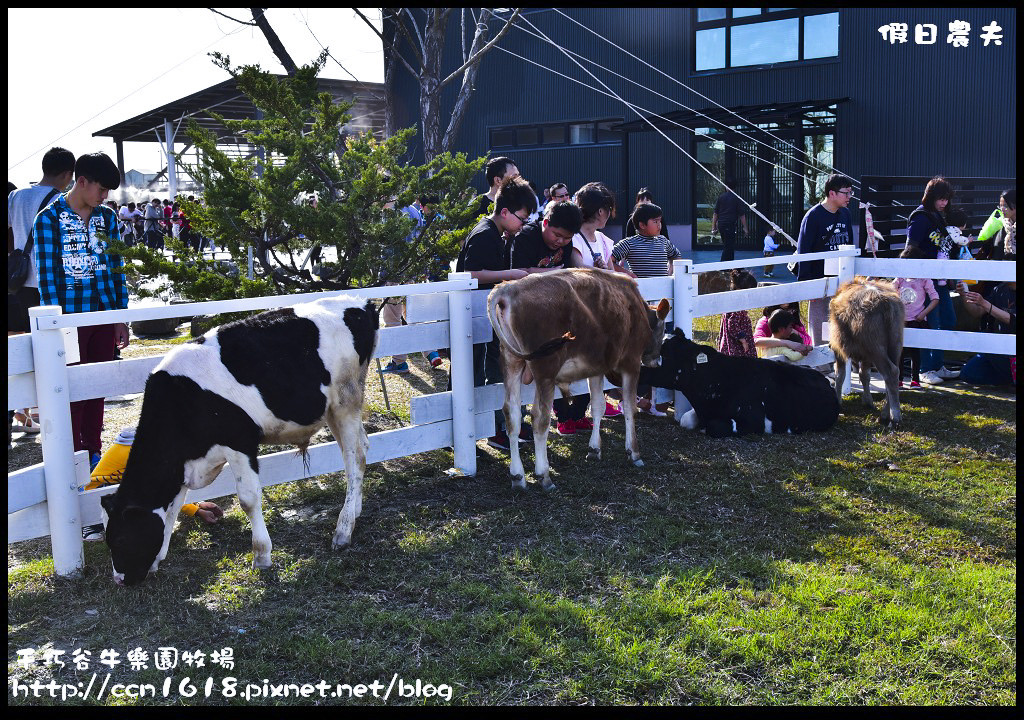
[
  {"x1": 555, "y1": 419, "x2": 577, "y2": 436},
  {"x1": 89, "y1": 452, "x2": 102, "y2": 472},
  {"x1": 82, "y1": 523, "x2": 105, "y2": 542},
  {"x1": 920, "y1": 371, "x2": 944, "y2": 385},
  {"x1": 936, "y1": 366, "x2": 960, "y2": 380},
  {"x1": 909, "y1": 380, "x2": 921, "y2": 388},
  {"x1": 518, "y1": 423, "x2": 533, "y2": 443},
  {"x1": 486, "y1": 432, "x2": 511, "y2": 451},
  {"x1": 899, "y1": 380, "x2": 905, "y2": 388},
  {"x1": 427, "y1": 351, "x2": 444, "y2": 368},
  {"x1": 380, "y1": 360, "x2": 409, "y2": 374},
  {"x1": 575, "y1": 417, "x2": 594, "y2": 432},
  {"x1": 604, "y1": 401, "x2": 622, "y2": 418}
]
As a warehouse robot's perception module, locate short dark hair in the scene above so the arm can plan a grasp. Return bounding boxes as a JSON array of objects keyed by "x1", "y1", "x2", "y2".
[
  {"x1": 544, "y1": 201, "x2": 583, "y2": 235},
  {"x1": 729, "y1": 268, "x2": 757, "y2": 291},
  {"x1": 631, "y1": 202, "x2": 663, "y2": 229},
  {"x1": 485, "y1": 156, "x2": 516, "y2": 187},
  {"x1": 42, "y1": 147, "x2": 75, "y2": 177},
  {"x1": 74, "y1": 152, "x2": 120, "y2": 189},
  {"x1": 768, "y1": 308, "x2": 796, "y2": 334},
  {"x1": 946, "y1": 207, "x2": 969, "y2": 229},
  {"x1": 127, "y1": 202, "x2": 136, "y2": 210},
  {"x1": 824, "y1": 173, "x2": 854, "y2": 197},
  {"x1": 574, "y1": 182, "x2": 616, "y2": 222},
  {"x1": 549, "y1": 182, "x2": 568, "y2": 197},
  {"x1": 921, "y1": 176, "x2": 953, "y2": 211},
  {"x1": 635, "y1": 187, "x2": 655, "y2": 203},
  {"x1": 494, "y1": 176, "x2": 537, "y2": 216},
  {"x1": 763, "y1": 303, "x2": 802, "y2": 325}
]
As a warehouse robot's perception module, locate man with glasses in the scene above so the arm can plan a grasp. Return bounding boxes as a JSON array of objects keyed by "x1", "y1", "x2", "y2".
[
  {"x1": 543, "y1": 183, "x2": 570, "y2": 213},
  {"x1": 795, "y1": 173, "x2": 855, "y2": 346},
  {"x1": 34, "y1": 152, "x2": 131, "y2": 469},
  {"x1": 456, "y1": 176, "x2": 536, "y2": 451},
  {"x1": 470, "y1": 156, "x2": 520, "y2": 222}
]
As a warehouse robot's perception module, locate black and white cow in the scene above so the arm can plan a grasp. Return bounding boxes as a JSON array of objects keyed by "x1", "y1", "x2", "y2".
[
  {"x1": 639, "y1": 328, "x2": 839, "y2": 437},
  {"x1": 100, "y1": 295, "x2": 379, "y2": 585}
]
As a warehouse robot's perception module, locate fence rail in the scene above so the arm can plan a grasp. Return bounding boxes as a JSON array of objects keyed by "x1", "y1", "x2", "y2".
[{"x1": 8, "y1": 249, "x2": 1015, "y2": 576}]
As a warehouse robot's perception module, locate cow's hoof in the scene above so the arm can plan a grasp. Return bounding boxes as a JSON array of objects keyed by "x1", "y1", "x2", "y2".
[
  {"x1": 632, "y1": 457, "x2": 645, "y2": 468},
  {"x1": 586, "y1": 448, "x2": 601, "y2": 461},
  {"x1": 331, "y1": 534, "x2": 351, "y2": 551},
  {"x1": 510, "y1": 476, "x2": 528, "y2": 492},
  {"x1": 252, "y1": 555, "x2": 273, "y2": 569}
]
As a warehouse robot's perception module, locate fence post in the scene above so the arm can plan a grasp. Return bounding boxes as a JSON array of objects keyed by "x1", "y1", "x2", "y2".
[
  {"x1": 836, "y1": 245, "x2": 857, "y2": 395},
  {"x1": 672, "y1": 259, "x2": 695, "y2": 420},
  {"x1": 447, "y1": 272, "x2": 476, "y2": 476},
  {"x1": 28, "y1": 305, "x2": 84, "y2": 577}
]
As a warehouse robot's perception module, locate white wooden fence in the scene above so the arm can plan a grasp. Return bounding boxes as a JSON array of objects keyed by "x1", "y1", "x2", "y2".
[{"x1": 7, "y1": 247, "x2": 1016, "y2": 576}]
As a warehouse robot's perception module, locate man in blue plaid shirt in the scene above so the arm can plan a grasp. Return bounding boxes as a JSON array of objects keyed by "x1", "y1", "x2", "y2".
[{"x1": 33, "y1": 152, "x2": 131, "y2": 466}]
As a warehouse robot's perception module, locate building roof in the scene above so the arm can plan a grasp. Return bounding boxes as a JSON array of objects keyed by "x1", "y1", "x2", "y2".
[
  {"x1": 92, "y1": 75, "x2": 386, "y2": 144},
  {"x1": 614, "y1": 97, "x2": 849, "y2": 134}
]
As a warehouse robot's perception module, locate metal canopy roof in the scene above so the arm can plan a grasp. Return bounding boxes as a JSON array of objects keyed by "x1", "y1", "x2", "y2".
[
  {"x1": 93, "y1": 75, "x2": 386, "y2": 145},
  {"x1": 613, "y1": 97, "x2": 849, "y2": 134}
]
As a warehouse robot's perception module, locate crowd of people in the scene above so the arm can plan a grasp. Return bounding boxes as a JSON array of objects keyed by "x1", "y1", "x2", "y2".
[{"x1": 8, "y1": 150, "x2": 1017, "y2": 470}]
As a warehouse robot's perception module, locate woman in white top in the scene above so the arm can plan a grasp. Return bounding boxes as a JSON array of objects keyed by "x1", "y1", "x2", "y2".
[
  {"x1": 570, "y1": 182, "x2": 618, "y2": 271},
  {"x1": 568, "y1": 181, "x2": 625, "y2": 418}
]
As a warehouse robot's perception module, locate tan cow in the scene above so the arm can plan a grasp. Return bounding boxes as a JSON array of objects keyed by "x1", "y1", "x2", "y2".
[{"x1": 486, "y1": 268, "x2": 671, "y2": 490}]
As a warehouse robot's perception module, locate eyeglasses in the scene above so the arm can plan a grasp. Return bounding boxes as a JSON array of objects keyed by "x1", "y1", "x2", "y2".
[
  {"x1": 836, "y1": 190, "x2": 854, "y2": 196},
  {"x1": 510, "y1": 211, "x2": 530, "y2": 224},
  {"x1": 552, "y1": 193, "x2": 570, "y2": 200}
]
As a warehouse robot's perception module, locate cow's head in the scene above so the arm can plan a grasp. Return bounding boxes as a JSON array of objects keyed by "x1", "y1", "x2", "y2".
[
  {"x1": 101, "y1": 491, "x2": 166, "y2": 586},
  {"x1": 641, "y1": 298, "x2": 672, "y2": 367}
]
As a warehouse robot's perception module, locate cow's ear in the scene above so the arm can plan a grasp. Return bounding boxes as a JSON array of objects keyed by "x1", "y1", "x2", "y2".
[
  {"x1": 673, "y1": 327, "x2": 686, "y2": 339},
  {"x1": 656, "y1": 298, "x2": 671, "y2": 320}
]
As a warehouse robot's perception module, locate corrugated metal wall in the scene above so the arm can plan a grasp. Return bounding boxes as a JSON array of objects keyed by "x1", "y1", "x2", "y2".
[{"x1": 390, "y1": 8, "x2": 1016, "y2": 228}]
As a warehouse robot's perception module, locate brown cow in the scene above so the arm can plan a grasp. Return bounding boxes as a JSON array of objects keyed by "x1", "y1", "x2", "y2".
[
  {"x1": 487, "y1": 268, "x2": 671, "y2": 490},
  {"x1": 829, "y1": 276, "x2": 905, "y2": 429}
]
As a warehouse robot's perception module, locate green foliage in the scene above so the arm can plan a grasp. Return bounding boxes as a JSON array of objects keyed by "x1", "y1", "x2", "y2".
[{"x1": 113, "y1": 52, "x2": 485, "y2": 300}]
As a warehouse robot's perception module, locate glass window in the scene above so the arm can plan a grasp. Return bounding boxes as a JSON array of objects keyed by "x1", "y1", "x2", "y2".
[
  {"x1": 767, "y1": 8, "x2": 794, "y2": 12},
  {"x1": 542, "y1": 125, "x2": 565, "y2": 144},
  {"x1": 596, "y1": 120, "x2": 619, "y2": 143},
  {"x1": 569, "y1": 123, "x2": 595, "y2": 144},
  {"x1": 490, "y1": 128, "x2": 515, "y2": 148},
  {"x1": 730, "y1": 18, "x2": 799, "y2": 67},
  {"x1": 732, "y1": 8, "x2": 760, "y2": 18},
  {"x1": 697, "y1": 8, "x2": 726, "y2": 21},
  {"x1": 803, "y1": 12, "x2": 839, "y2": 59},
  {"x1": 696, "y1": 27, "x2": 726, "y2": 71},
  {"x1": 516, "y1": 127, "x2": 539, "y2": 146}
]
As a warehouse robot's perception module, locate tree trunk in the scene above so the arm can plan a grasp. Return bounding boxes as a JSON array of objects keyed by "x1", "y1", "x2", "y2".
[{"x1": 250, "y1": 7, "x2": 298, "y2": 75}]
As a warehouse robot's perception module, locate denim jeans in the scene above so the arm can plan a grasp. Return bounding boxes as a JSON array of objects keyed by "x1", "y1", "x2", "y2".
[
  {"x1": 960, "y1": 353, "x2": 1014, "y2": 385},
  {"x1": 921, "y1": 282, "x2": 955, "y2": 372}
]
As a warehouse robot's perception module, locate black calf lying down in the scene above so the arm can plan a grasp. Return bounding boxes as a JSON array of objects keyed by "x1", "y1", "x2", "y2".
[
  {"x1": 639, "y1": 329, "x2": 839, "y2": 437},
  {"x1": 101, "y1": 296, "x2": 378, "y2": 585}
]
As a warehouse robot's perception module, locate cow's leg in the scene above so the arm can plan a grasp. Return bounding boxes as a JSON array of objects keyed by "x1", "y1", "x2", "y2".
[
  {"x1": 834, "y1": 355, "x2": 847, "y2": 402},
  {"x1": 858, "y1": 361, "x2": 874, "y2": 407},
  {"x1": 226, "y1": 448, "x2": 273, "y2": 569},
  {"x1": 586, "y1": 375, "x2": 605, "y2": 460},
  {"x1": 327, "y1": 405, "x2": 370, "y2": 549},
  {"x1": 876, "y1": 354, "x2": 902, "y2": 429},
  {"x1": 620, "y1": 370, "x2": 643, "y2": 467},
  {"x1": 503, "y1": 355, "x2": 527, "y2": 491},
  {"x1": 532, "y1": 379, "x2": 556, "y2": 491},
  {"x1": 151, "y1": 485, "x2": 189, "y2": 573}
]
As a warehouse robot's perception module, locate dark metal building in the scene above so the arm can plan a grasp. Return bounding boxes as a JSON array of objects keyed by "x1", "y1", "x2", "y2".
[{"x1": 388, "y1": 8, "x2": 1016, "y2": 249}]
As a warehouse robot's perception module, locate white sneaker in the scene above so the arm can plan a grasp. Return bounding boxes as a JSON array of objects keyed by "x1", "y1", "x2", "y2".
[
  {"x1": 936, "y1": 366, "x2": 960, "y2": 380},
  {"x1": 920, "y1": 371, "x2": 944, "y2": 385}
]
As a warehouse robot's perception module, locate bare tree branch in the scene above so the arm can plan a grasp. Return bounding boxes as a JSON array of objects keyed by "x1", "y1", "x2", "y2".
[
  {"x1": 387, "y1": 7, "x2": 426, "y2": 67},
  {"x1": 249, "y1": 7, "x2": 298, "y2": 75},
  {"x1": 403, "y1": 7, "x2": 426, "y2": 60},
  {"x1": 355, "y1": 7, "x2": 418, "y2": 77},
  {"x1": 441, "y1": 8, "x2": 520, "y2": 88},
  {"x1": 208, "y1": 7, "x2": 257, "y2": 25}
]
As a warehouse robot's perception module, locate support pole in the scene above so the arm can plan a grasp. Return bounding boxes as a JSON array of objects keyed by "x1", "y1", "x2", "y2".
[
  {"x1": 447, "y1": 272, "x2": 477, "y2": 476},
  {"x1": 164, "y1": 119, "x2": 177, "y2": 200},
  {"x1": 672, "y1": 259, "x2": 695, "y2": 420},
  {"x1": 28, "y1": 306, "x2": 84, "y2": 577},
  {"x1": 832, "y1": 245, "x2": 857, "y2": 394}
]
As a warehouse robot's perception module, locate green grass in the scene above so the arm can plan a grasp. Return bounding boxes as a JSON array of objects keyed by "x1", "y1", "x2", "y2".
[{"x1": 7, "y1": 330, "x2": 1016, "y2": 705}]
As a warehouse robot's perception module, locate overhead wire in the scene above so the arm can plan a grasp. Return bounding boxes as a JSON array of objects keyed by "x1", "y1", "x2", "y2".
[
  {"x1": 516, "y1": 13, "x2": 797, "y2": 245},
  {"x1": 8, "y1": 9, "x2": 266, "y2": 174}
]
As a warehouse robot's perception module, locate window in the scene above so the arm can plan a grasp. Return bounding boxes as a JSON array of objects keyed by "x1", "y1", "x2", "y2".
[
  {"x1": 694, "y1": 9, "x2": 839, "y2": 72},
  {"x1": 490, "y1": 119, "x2": 621, "y2": 151}
]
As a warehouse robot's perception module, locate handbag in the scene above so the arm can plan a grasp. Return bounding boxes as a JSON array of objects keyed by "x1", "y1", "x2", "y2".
[{"x1": 8, "y1": 188, "x2": 59, "y2": 294}]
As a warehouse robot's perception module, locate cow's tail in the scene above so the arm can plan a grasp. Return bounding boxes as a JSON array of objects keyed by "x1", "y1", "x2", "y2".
[{"x1": 487, "y1": 292, "x2": 575, "y2": 361}]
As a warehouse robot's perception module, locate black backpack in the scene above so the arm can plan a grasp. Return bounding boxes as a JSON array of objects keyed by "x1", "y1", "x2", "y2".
[{"x1": 8, "y1": 187, "x2": 59, "y2": 294}]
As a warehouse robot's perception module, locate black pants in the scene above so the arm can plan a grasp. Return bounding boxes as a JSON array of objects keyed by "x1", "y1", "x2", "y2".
[
  {"x1": 719, "y1": 222, "x2": 737, "y2": 262},
  {"x1": 553, "y1": 394, "x2": 589, "y2": 422},
  {"x1": 900, "y1": 319, "x2": 928, "y2": 381},
  {"x1": 7, "y1": 286, "x2": 40, "y2": 334}
]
